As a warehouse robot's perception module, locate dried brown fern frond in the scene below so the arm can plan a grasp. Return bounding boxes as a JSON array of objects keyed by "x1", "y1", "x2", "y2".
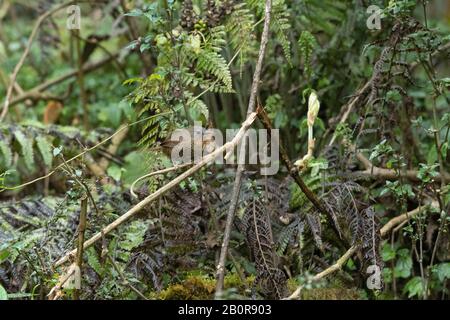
[
  {"x1": 239, "y1": 193, "x2": 288, "y2": 299},
  {"x1": 211, "y1": 174, "x2": 289, "y2": 299}
]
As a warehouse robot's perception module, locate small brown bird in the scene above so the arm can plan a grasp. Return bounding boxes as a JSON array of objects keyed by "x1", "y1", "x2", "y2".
[{"x1": 159, "y1": 126, "x2": 216, "y2": 161}]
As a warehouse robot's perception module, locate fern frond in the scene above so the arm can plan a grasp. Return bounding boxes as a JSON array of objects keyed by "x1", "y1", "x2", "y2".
[
  {"x1": 226, "y1": 3, "x2": 256, "y2": 69},
  {"x1": 13, "y1": 130, "x2": 35, "y2": 172},
  {"x1": 272, "y1": 0, "x2": 292, "y2": 64},
  {"x1": 86, "y1": 247, "x2": 104, "y2": 276},
  {"x1": 36, "y1": 136, "x2": 53, "y2": 168},
  {"x1": 0, "y1": 137, "x2": 13, "y2": 168},
  {"x1": 298, "y1": 30, "x2": 318, "y2": 77},
  {"x1": 195, "y1": 49, "x2": 233, "y2": 92}
]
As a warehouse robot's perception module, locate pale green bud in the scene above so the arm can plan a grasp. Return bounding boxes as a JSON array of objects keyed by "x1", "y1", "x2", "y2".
[{"x1": 307, "y1": 91, "x2": 320, "y2": 127}]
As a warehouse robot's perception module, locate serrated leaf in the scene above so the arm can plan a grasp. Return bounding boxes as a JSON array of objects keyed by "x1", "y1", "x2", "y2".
[
  {"x1": 433, "y1": 263, "x2": 450, "y2": 282},
  {"x1": 86, "y1": 247, "x2": 103, "y2": 276},
  {"x1": 0, "y1": 140, "x2": 12, "y2": 168},
  {"x1": 118, "y1": 220, "x2": 148, "y2": 251},
  {"x1": 13, "y1": 131, "x2": 34, "y2": 171},
  {"x1": 403, "y1": 277, "x2": 424, "y2": 298},
  {"x1": 36, "y1": 136, "x2": 53, "y2": 168},
  {"x1": 394, "y1": 248, "x2": 412, "y2": 278},
  {"x1": 0, "y1": 284, "x2": 7, "y2": 300}
]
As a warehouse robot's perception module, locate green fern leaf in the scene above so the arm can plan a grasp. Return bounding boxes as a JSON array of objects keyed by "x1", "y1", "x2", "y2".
[
  {"x1": 36, "y1": 136, "x2": 53, "y2": 168},
  {"x1": 86, "y1": 247, "x2": 104, "y2": 276},
  {"x1": 298, "y1": 31, "x2": 318, "y2": 77},
  {"x1": 196, "y1": 50, "x2": 233, "y2": 91},
  {"x1": 226, "y1": 3, "x2": 256, "y2": 70},
  {"x1": 13, "y1": 131, "x2": 35, "y2": 171},
  {"x1": 188, "y1": 97, "x2": 209, "y2": 121},
  {"x1": 0, "y1": 140, "x2": 13, "y2": 168},
  {"x1": 272, "y1": 1, "x2": 292, "y2": 64}
]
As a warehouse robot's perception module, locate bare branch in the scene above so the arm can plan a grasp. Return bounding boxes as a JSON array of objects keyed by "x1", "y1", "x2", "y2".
[
  {"x1": 215, "y1": 0, "x2": 272, "y2": 296},
  {"x1": 286, "y1": 200, "x2": 440, "y2": 299},
  {"x1": 0, "y1": 0, "x2": 78, "y2": 122},
  {"x1": 9, "y1": 54, "x2": 119, "y2": 107}
]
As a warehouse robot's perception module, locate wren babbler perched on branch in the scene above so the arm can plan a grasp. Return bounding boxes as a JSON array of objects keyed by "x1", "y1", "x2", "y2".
[{"x1": 159, "y1": 125, "x2": 216, "y2": 163}]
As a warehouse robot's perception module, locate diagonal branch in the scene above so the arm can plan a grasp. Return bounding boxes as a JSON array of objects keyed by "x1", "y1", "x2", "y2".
[
  {"x1": 0, "y1": 0, "x2": 80, "y2": 122},
  {"x1": 53, "y1": 112, "x2": 259, "y2": 268},
  {"x1": 8, "y1": 54, "x2": 119, "y2": 107},
  {"x1": 286, "y1": 200, "x2": 439, "y2": 299},
  {"x1": 258, "y1": 106, "x2": 346, "y2": 247}
]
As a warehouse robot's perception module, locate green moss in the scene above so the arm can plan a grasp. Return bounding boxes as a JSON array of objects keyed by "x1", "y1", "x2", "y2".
[
  {"x1": 224, "y1": 273, "x2": 255, "y2": 291},
  {"x1": 287, "y1": 278, "x2": 364, "y2": 300},
  {"x1": 152, "y1": 273, "x2": 255, "y2": 300},
  {"x1": 157, "y1": 276, "x2": 215, "y2": 300}
]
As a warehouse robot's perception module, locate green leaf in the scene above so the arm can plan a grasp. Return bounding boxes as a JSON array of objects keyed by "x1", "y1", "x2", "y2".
[
  {"x1": 433, "y1": 263, "x2": 450, "y2": 282},
  {"x1": 417, "y1": 163, "x2": 439, "y2": 183},
  {"x1": 369, "y1": 139, "x2": 393, "y2": 162},
  {"x1": 36, "y1": 136, "x2": 53, "y2": 168},
  {"x1": 122, "y1": 151, "x2": 149, "y2": 186},
  {"x1": 123, "y1": 78, "x2": 143, "y2": 86},
  {"x1": 441, "y1": 142, "x2": 448, "y2": 160},
  {"x1": 14, "y1": 130, "x2": 34, "y2": 171},
  {"x1": 309, "y1": 158, "x2": 328, "y2": 177},
  {"x1": 0, "y1": 284, "x2": 8, "y2": 300},
  {"x1": 346, "y1": 258, "x2": 356, "y2": 271},
  {"x1": 86, "y1": 247, "x2": 103, "y2": 276},
  {"x1": 119, "y1": 220, "x2": 148, "y2": 251},
  {"x1": 53, "y1": 146, "x2": 63, "y2": 157},
  {"x1": 403, "y1": 277, "x2": 425, "y2": 298},
  {"x1": 382, "y1": 267, "x2": 392, "y2": 284},
  {"x1": 107, "y1": 165, "x2": 122, "y2": 182},
  {"x1": 394, "y1": 248, "x2": 412, "y2": 278},
  {"x1": 427, "y1": 147, "x2": 437, "y2": 165},
  {"x1": 0, "y1": 140, "x2": 12, "y2": 168},
  {"x1": 298, "y1": 31, "x2": 318, "y2": 77},
  {"x1": 381, "y1": 242, "x2": 396, "y2": 262},
  {"x1": 386, "y1": 89, "x2": 402, "y2": 102}
]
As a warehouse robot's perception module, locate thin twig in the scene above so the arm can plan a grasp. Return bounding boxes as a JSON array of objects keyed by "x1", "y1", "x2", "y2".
[
  {"x1": 214, "y1": 0, "x2": 272, "y2": 296},
  {"x1": 0, "y1": 0, "x2": 79, "y2": 122},
  {"x1": 73, "y1": 197, "x2": 88, "y2": 300},
  {"x1": 130, "y1": 163, "x2": 192, "y2": 198},
  {"x1": 106, "y1": 253, "x2": 148, "y2": 300},
  {"x1": 8, "y1": 54, "x2": 120, "y2": 107}
]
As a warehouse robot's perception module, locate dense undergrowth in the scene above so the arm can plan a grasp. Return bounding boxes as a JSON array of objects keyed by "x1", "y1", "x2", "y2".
[{"x1": 0, "y1": 0, "x2": 449, "y2": 300}]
